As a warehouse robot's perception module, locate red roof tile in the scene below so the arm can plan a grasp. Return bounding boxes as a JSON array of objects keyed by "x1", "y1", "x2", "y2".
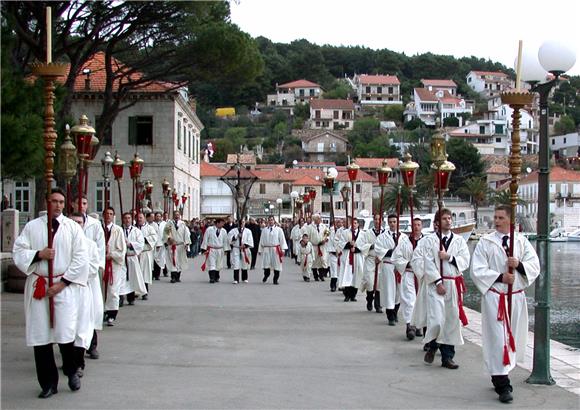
[
  {"x1": 487, "y1": 164, "x2": 510, "y2": 174},
  {"x1": 335, "y1": 169, "x2": 376, "y2": 182},
  {"x1": 421, "y1": 79, "x2": 457, "y2": 87},
  {"x1": 414, "y1": 88, "x2": 438, "y2": 102},
  {"x1": 278, "y1": 79, "x2": 321, "y2": 89},
  {"x1": 358, "y1": 74, "x2": 400, "y2": 85},
  {"x1": 310, "y1": 99, "x2": 354, "y2": 110},
  {"x1": 471, "y1": 71, "x2": 508, "y2": 77},
  {"x1": 354, "y1": 158, "x2": 399, "y2": 169},
  {"x1": 200, "y1": 161, "x2": 228, "y2": 177},
  {"x1": 293, "y1": 175, "x2": 324, "y2": 186}
]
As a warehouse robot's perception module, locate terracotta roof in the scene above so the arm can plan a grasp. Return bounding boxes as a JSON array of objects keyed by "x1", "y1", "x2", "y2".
[
  {"x1": 358, "y1": 74, "x2": 400, "y2": 85},
  {"x1": 414, "y1": 88, "x2": 438, "y2": 102},
  {"x1": 354, "y1": 158, "x2": 399, "y2": 169},
  {"x1": 226, "y1": 154, "x2": 256, "y2": 165},
  {"x1": 278, "y1": 79, "x2": 321, "y2": 89},
  {"x1": 470, "y1": 71, "x2": 508, "y2": 77},
  {"x1": 421, "y1": 79, "x2": 457, "y2": 87},
  {"x1": 200, "y1": 161, "x2": 227, "y2": 177},
  {"x1": 335, "y1": 169, "x2": 376, "y2": 182},
  {"x1": 69, "y1": 52, "x2": 182, "y2": 93},
  {"x1": 487, "y1": 164, "x2": 510, "y2": 174},
  {"x1": 499, "y1": 166, "x2": 580, "y2": 189},
  {"x1": 292, "y1": 129, "x2": 349, "y2": 142},
  {"x1": 292, "y1": 175, "x2": 324, "y2": 186},
  {"x1": 296, "y1": 161, "x2": 337, "y2": 166},
  {"x1": 310, "y1": 99, "x2": 354, "y2": 110}
]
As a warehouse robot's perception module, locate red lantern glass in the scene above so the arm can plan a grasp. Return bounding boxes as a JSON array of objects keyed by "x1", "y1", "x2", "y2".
[
  {"x1": 309, "y1": 188, "x2": 317, "y2": 200},
  {"x1": 347, "y1": 162, "x2": 360, "y2": 181},
  {"x1": 303, "y1": 192, "x2": 310, "y2": 203},
  {"x1": 145, "y1": 183, "x2": 153, "y2": 195},
  {"x1": 112, "y1": 153, "x2": 125, "y2": 180},
  {"x1": 401, "y1": 169, "x2": 416, "y2": 187},
  {"x1": 377, "y1": 170, "x2": 389, "y2": 186},
  {"x1": 129, "y1": 162, "x2": 139, "y2": 179},
  {"x1": 181, "y1": 194, "x2": 187, "y2": 204}
]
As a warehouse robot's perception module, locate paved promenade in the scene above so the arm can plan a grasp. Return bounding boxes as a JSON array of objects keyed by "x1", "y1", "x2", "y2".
[{"x1": 1, "y1": 255, "x2": 578, "y2": 409}]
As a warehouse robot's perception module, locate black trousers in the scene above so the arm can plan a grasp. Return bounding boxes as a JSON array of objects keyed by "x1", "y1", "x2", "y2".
[
  {"x1": 491, "y1": 375, "x2": 512, "y2": 394},
  {"x1": 226, "y1": 251, "x2": 231, "y2": 269},
  {"x1": 89, "y1": 330, "x2": 97, "y2": 352},
  {"x1": 250, "y1": 248, "x2": 258, "y2": 269},
  {"x1": 153, "y1": 261, "x2": 162, "y2": 280},
  {"x1": 428, "y1": 339, "x2": 455, "y2": 362},
  {"x1": 34, "y1": 342, "x2": 76, "y2": 390},
  {"x1": 233, "y1": 270, "x2": 248, "y2": 282}
]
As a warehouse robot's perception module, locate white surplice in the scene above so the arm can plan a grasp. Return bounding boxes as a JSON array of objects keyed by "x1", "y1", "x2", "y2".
[
  {"x1": 139, "y1": 223, "x2": 158, "y2": 284},
  {"x1": 201, "y1": 225, "x2": 230, "y2": 271},
  {"x1": 470, "y1": 232, "x2": 540, "y2": 375},
  {"x1": 153, "y1": 220, "x2": 166, "y2": 269},
  {"x1": 103, "y1": 223, "x2": 127, "y2": 311},
  {"x1": 163, "y1": 219, "x2": 191, "y2": 272},
  {"x1": 337, "y1": 228, "x2": 369, "y2": 289},
  {"x1": 119, "y1": 225, "x2": 147, "y2": 296},
  {"x1": 359, "y1": 228, "x2": 382, "y2": 293},
  {"x1": 374, "y1": 230, "x2": 399, "y2": 310},
  {"x1": 290, "y1": 224, "x2": 304, "y2": 257},
  {"x1": 305, "y1": 223, "x2": 330, "y2": 269},
  {"x1": 297, "y1": 241, "x2": 314, "y2": 277},
  {"x1": 75, "y1": 237, "x2": 98, "y2": 348},
  {"x1": 328, "y1": 226, "x2": 341, "y2": 279},
  {"x1": 13, "y1": 214, "x2": 89, "y2": 346},
  {"x1": 228, "y1": 227, "x2": 253, "y2": 270},
  {"x1": 258, "y1": 226, "x2": 288, "y2": 271},
  {"x1": 391, "y1": 233, "x2": 423, "y2": 324}
]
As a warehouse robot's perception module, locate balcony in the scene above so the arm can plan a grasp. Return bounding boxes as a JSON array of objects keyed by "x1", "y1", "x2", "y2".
[{"x1": 201, "y1": 205, "x2": 232, "y2": 215}]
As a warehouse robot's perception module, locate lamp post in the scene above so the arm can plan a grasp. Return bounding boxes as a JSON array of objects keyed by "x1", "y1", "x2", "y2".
[
  {"x1": 290, "y1": 190, "x2": 299, "y2": 220},
  {"x1": 144, "y1": 180, "x2": 153, "y2": 212},
  {"x1": 303, "y1": 191, "x2": 310, "y2": 220},
  {"x1": 172, "y1": 188, "x2": 179, "y2": 216},
  {"x1": 309, "y1": 187, "x2": 317, "y2": 215},
  {"x1": 400, "y1": 154, "x2": 419, "y2": 245},
  {"x1": 347, "y1": 160, "x2": 360, "y2": 236},
  {"x1": 373, "y1": 160, "x2": 392, "y2": 296},
  {"x1": 295, "y1": 196, "x2": 304, "y2": 219},
  {"x1": 59, "y1": 124, "x2": 77, "y2": 215},
  {"x1": 181, "y1": 193, "x2": 188, "y2": 216},
  {"x1": 323, "y1": 167, "x2": 338, "y2": 228},
  {"x1": 70, "y1": 114, "x2": 96, "y2": 211},
  {"x1": 84, "y1": 132, "x2": 99, "y2": 195},
  {"x1": 101, "y1": 151, "x2": 113, "y2": 209},
  {"x1": 111, "y1": 152, "x2": 125, "y2": 215},
  {"x1": 161, "y1": 178, "x2": 170, "y2": 215},
  {"x1": 276, "y1": 198, "x2": 283, "y2": 223},
  {"x1": 430, "y1": 130, "x2": 455, "y2": 276},
  {"x1": 129, "y1": 152, "x2": 144, "y2": 214},
  {"x1": 340, "y1": 185, "x2": 351, "y2": 229},
  {"x1": 519, "y1": 41, "x2": 576, "y2": 386}
]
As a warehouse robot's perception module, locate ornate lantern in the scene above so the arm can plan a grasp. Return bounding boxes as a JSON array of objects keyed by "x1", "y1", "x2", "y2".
[
  {"x1": 432, "y1": 160, "x2": 456, "y2": 192},
  {"x1": 162, "y1": 179, "x2": 170, "y2": 195},
  {"x1": 347, "y1": 160, "x2": 360, "y2": 182},
  {"x1": 129, "y1": 152, "x2": 144, "y2": 180},
  {"x1": 112, "y1": 152, "x2": 125, "y2": 180},
  {"x1": 399, "y1": 153, "x2": 419, "y2": 188},
  {"x1": 145, "y1": 180, "x2": 154, "y2": 195},
  {"x1": 181, "y1": 193, "x2": 188, "y2": 205},
  {"x1": 377, "y1": 159, "x2": 392, "y2": 187},
  {"x1": 309, "y1": 187, "x2": 317, "y2": 200},
  {"x1": 59, "y1": 124, "x2": 77, "y2": 181},
  {"x1": 340, "y1": 185, "x2": 351, "y2": 202},
  {"x1": 430, "y1": 130, "x2": 447, "y2": 168},
  {"x1": 303, "y1": 192, "x2": 310, "y2": 204},
  {"x1": 70, "y1": 114, "x2": 95, "y2": 159}
]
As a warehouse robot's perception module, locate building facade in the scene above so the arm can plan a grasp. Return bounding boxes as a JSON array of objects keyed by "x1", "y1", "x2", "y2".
[
  {"x1": 352, "y1": 74, "x2": 402, "y2": 107},
  {"x1": 309, "y1": 99, "x2": 355, "y2": 130},
  {"x1": 266, "y1": 79, "x2": 322, "y2": 108}
]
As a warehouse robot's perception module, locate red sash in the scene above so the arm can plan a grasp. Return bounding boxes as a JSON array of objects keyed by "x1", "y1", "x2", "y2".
[
  {"x1": 242, "y1": 247, "x2": 251, "y2": 264},
  {"x1": 317, "y1": 244, "x2": 323, "y2": 257},
  {"x1": 171, "y1": 244, "x2": 177, "y2": 267},
  {"x1": 490, "y1": 287, "x2": 524, "y2": 365},
  {"x1": 103, "y1": 260, "x2": 113, "y2": 301},
  {"x1": 201, "y1": 246, "x2": 221, "y2": 271},
  {"x1": 303, "y1": 253, "x2": 308, "y2": 268},
  {"x1": 441, "y1": 275, "x2": 469, "y2": 326},
  {"x1": 32, "y1": 273, "x2": 64, "y2": 300}
]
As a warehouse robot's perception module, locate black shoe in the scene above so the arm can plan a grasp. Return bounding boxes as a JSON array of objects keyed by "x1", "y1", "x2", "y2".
[
  {"x1": 128, "y1": 300, "x2": 135, "y2": 306},
  {"x1": 388, "y1": 319, "x2": 396, "y2": 326},
  {"x1": 375, "y1": 307, "x2": 382, "y2": 313},
  {"x1": 262, "y1": 276, "x2": 268, "y2": 283},
  {"x1": 209, "y1": 279, "x2": 215, "y2": 283},
  {"x1": 76, "y1": 367, "x2": 84, "y2": 378},
  {"x1": 424, "y1": 349, "x2": 436, "y2": 364},
  {"x1": 314, "y1": 277, "x2": 320, "y2": 282},
  {"x1": 119, "y1": 299, "x2": 124, "y2": 307},
  {"x1": 344, "y1": 296, "x2": 349, "y2": 302},
  {"x1": 141, "y1": 294, "x2": 148, "y2": 301},
  {"x1": 423, "y1": 343, "x2": 430, "y2": 352},
  {"x1": 87, "y1": 349, "x2": 99, "y2": 360},
  {"x1": 38, "y1": 386, "x2": 57, "y2": 399},
  {"x1": 171, "y1": 278, "x2": 176, "y2": 283},
  {"x1": 406, "y1": 325, "x2": 416, "y2": 340},
  {"x1": 441, "y1": 359, "x2": 459, "y2": 369},
  {"x1": 319, "y1": 276, "x2": 325, "y2": 282},
  {"x1": 350, "y1": 298, "x2": 357, "y2": 302},
  {"x1": 415, "y1": 328, "x2": 423, "y2": 337},
  {"x1": 366, "y1": 301, "x2": 373, "y2": 311},
  {"x1": 68, "y1": 373, "x2": 81, "y2": 391},
  {"x1": 499, "y1": 391, "x2": 513, "y2": 403}
]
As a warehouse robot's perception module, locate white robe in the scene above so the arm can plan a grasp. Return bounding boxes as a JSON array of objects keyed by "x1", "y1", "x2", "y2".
[
  {"x1": 374, "y1": 231, "x2": 399, "y2": 310},
  {"x1": 338, "y1": 228, "x2": 368, "y2": 289},
  {"x1": 328, "y1": 227, "x2": 341, "y2": 279},
  {"x1": 470, "y1": 232, "x2": 540, "y2": 375},
  {"x1": 305, "y1": 223, "x2": 330, "y2": 269},
  {"x1": 391, "y1": 234, "x2": 423, "y2": 324},
  {"x1": 419, "y1": 232, "x2": 470, "y2": 346},
  {"x1": 410, "y1": 238, "x2": 428, "y2": 329},
  {"x1": 153, "y1": 221, "x2": 166, "y2": 268},
  {"x1": 75, "y1": 238, "x2": 98, "y2": 348},
  {"x1": 84, "y1": 214, "x2": 106, "y2": 271},
  {"x1": 139, "y1": 223, "x2": 158, "y2": 284},
  {"x1": 228, "y1": 227, "x2": 253, "y2": 270},
  {"x1": 119, "y1": 225, "x2": 146, "y2": 296},
  {"x1": 83, "y1": 216, "x2": 105, "y2": 331},
  {"x1": 258, "y1": 226, "x2": 288, "y2": 271},
  {"x1": 13, "y1": 214, "x2": 89, "y2": 346},
  {"x1": 201, "y1": 226, "x2": 230, "y2": 271},
  {"x1": 297, "y1": 242, "x2": 314, "y2": 277},
  {"x1": 360, "y1": 229, "x2": 382, "y2": 293},
  {"x1": 290, "y1": 225, "x2": 304, "y2": 257},
  {"x1": 103, "y1": 224, "x2": 127, "y2": 311},
  {"x1": 163, "y1": 220, "x2": 192, "y2": 272}
]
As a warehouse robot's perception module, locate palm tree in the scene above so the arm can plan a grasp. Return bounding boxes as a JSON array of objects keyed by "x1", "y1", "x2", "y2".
[
  {"x1": 490, "y1": 189, "x2": 528, "y2": 207},
  {"x1": 416, "y1": 172, "x2": 435, "y2": 213},
  {"x1": 380, "y1": 183, "x2": 423, "y2": 215},
  {"x1": 457, "y1": 176, "x2": 490, "y2": 228}
]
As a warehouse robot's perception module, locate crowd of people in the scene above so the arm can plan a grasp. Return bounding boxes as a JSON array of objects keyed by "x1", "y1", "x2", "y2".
[{"x1": 13, "y1": 187, "x2": 540, "y2": 404}]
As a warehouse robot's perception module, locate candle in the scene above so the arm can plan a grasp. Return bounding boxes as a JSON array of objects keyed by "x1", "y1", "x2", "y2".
[
  {"x1": 46, "y1": 6, "x2": 52, "y2": 64},
  {"x1": 515, "y1": 40, "x2": 523, "y2": 91}
]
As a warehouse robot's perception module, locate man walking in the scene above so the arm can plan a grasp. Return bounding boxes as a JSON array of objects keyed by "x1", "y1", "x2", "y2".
[
  {"x1": 201, "y1": 218, "x2": 230, "y2": 283},
  {"x1": 375, "y1": 214, "x2": 401, "y2": 325},
  {"x1": 228, "y1": 219, "x2": 254, "y2": 283},
  {"x1": 163, "y1": 210, "x2": 191, "y2": 283},
  {"x1": 138, "y1": 212, "x2": 157, "y2": 299},
  {"x1": 258, "y1": 216, "x2": 288, "y2": 285},
  {"x1": 305, "y1": 214, "x2": 330, "y2": 281},
  {"x1": 119, "y1": 212, "x2": 146, "y2": 305},
  {"x1": 152, "y1": 212, "x2": 167, "y2": 280},
  {"x1": 102, "y1": 207, "x2": 126, "y2": 326},
  {"x1": 360, "y1": 214, "x2": 384, "y2": 313}
]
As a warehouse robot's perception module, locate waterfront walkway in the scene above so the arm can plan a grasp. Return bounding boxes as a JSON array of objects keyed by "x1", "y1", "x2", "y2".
[{"x1": 1, "y1": 256, "x2": 578, "y2": 409}]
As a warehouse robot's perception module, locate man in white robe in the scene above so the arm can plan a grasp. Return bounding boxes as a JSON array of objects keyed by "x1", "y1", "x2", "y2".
[
  {"x1": 201, "y1": 218, "x2": 230, "y2": 283},
  {"x1": 290, "y1": 218, "x2": 305, "y2": 264},
  {"x1": 416, "y1": 208, "x2": 470, "y2": 369},
  {"x1": 392, "y1": 218, "x2": 424, "y2": 340},
  {"x1": 471, "y1": 205, "x2": 540, "y2": 403},
  {"x1": 76, "y1": 196, "x2": 105, "y2": 359},
  {"x1": 69, "y1": 212, "x2": 99, "y2": 377},
  {"x1": 297, "y1": 233, "x2": 314, "y2": 281},
  {"x1": 13, "y1": 188, "x2": 89, "y2": 397},
  {"x1": 138, "y1": 212, "x2": 157, "y2": 299},
  {"x1": 375, "y1": 214, "x2": 401, "y2": 325},
  {"x1": 228, "y1": 219, "x2": 253, "y2": 283},
  {"x1": 360, "y1": 214, "x2": 384, "y2": 313},
  {"x1": 152, "y1": 212, "x2": 167, "y2": 279},
  {"x1": 163, "y1": 210, "x2": 192, "y2": 283},
  {"x1": 328, "y1": 218, "x2": 344, "y2": 292},
  {"x1": 305, "y1": 214, "x2": 330, "y2": 282},
  {"x1": 338, "y1": 219, "x2": 369, "y2": 301},
  {"x1": 119, "y1": 212, "x2": 146, "y2": 305},
  {"x1": 102, "y1": 207, "x2": 126, "y2": 326},
  {"x1": 258, "y1": 216, "x2": 288, "y2": 285}
]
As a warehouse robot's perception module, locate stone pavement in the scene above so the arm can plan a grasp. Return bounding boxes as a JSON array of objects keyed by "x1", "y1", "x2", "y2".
[{"x1": 1, "y1": 255, "x2": 578, "y2": 409}]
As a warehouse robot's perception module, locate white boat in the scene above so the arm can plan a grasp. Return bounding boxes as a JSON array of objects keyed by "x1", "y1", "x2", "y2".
[
  {"x1": 549, "y1": 227, "x2": 568, "y2": 242},
  {"x1": 567, "y1": 229, "x2": 580, "y2": 242}
]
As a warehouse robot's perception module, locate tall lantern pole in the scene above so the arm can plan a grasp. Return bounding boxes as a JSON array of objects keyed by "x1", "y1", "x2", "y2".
[
  {"x1": 347, "y1": 160, "x2": 360, "y2": 236},
  {"x1": 303, "y1": 192, "x2": 310, "y2": 220},
  {"x1": 70, "y1": 114, "x2": 96, "y2": 211},
  {"x1": 400, "y1": 153, "x2": 420, "y2": 246},
  {"x1": 101, "y1": 151, "x2": 113, "y2": 209},
  {"x1": 129, "y1": 152, "x2": 144, "y2": 215},
  {"x1": 30, "y1": 5, "x2": 68, "y2": 327},
  {"x1": 161, "y1": 178, "x2": 170, "y2": 215},
  {"x1": 59, "y1": 124, "x2": 77, "y2": 215},
  {"x1": 324, "y1": 168, "x2": 338, "y2": 228},
  {"x1": 309, "y1": 187, "x2": 317, "y2": 215},
  {"x1": 340, "y1": 185, "x2": 350, "y2": 229},
  {"x1": 111, "y1": 152, "x2": 125, "y2": 215},
  {"x1": 374, "y1": 160, "x2": 392, "y2": 295}
]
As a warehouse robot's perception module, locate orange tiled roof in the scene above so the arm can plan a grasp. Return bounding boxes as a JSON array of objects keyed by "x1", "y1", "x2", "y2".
[
  {"x1": 293, "y1": 175, "x2": 324, "y2": 186},
  {"x1": 501, "y1": 166, "x2": 580, "y2": 188},
  {"x1": 310, "y1": 99, "x2": 354, "y2": 110},
  {"x1": 421, "y1": 79, "x2": 457, "y2": 87},
  {"x1": 471, "y1": 70, "x2": 508, "y2": 77},
  {"x1": 200, "y1": 161, "x2": 228, "y2": 177},
  {"x1": 358, "y1": 74, "x2": 400, "y2": 85},
  {"x1": 414, "y1": 88, "x2": 438, "y2": 102},
  {"x1": 487, "y1": 164, "x2": 510, "y2": 174},
  {"x1": 278, "y1": 79, "x2": 321, "y2": 89},
  {"x1": 354, "y1": 158, "x2": 399, "y2": 169}
]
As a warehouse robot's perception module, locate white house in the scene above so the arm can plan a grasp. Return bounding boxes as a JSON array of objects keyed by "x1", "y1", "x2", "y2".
[
  {"x1": 550, "y1": 132, "x2": 580, "y2": 161},
  {"x1": 466, "y1": 70, "x2": 512, "y2": 98},
  {"x1": 309, "y1": 99, "x2": 355, "y2": 130},
  {"x1": 199, "y1": 161, "x2": 233, "y2": 219},
  {"x1": 266, "y1": 79, "x2": 322, "y2": 108},
  {"x1": 421, "y1": 79, "x2": 458, "y2": 96},
  {"x1": 353, "y1": 74, "x2": 402, "y2": 107}
]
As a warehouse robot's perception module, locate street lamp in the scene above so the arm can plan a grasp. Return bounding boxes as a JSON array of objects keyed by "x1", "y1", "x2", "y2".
[
  {"x1": 181, "y1": 192, "x2": 188, "y2": 216},
  {"x1": 172, "y1": 188, "x2": 179, "y2": 216},
  {"x1": 101, "y1": 151, "x2": 113, "y2": 209},
  {"x1": 111, "y1": 151, "x2": 125, "y2": 215},
  {"x1": 399, "y1": 153, "x2": 419, "y2": 245},
  {"x1": 129, "y1": 152, "x2": 144, "y2": 214},
  {"x1": 70, "y1": 114, "x2": 96, "y2": 211},
  {"x1": 276, "y1": 197, "x2": 283, "y2": 223},
  {"x1": 309, "y1": 187, "x2": 317, "y2": 215},
  {"x1": 161, "y1": 178, "x2": 170, "y2": 215},
  {"x1": 519, "y1": 41, "x2": 576, "y2": 385},
  {"x1": 323, "y1": 167, "x2": 338, "y2": 227},
  {"x1": 290, "y1": 190, "x2": 299, "y2": 220},
  {"x1": 144, "y1": 180, "x2": 153, "y2": 212},
  {"x1": 295, "y1": 196, "x2": 304, "y2": 219},
  {"x1": 302, "y1": 191, "x2": 310, "y2": 220},
  {"x1": 347, "y1": 160, "x2": 360, "y2": 236},
  {"x1": 376, "y1": 159, "x2": 392, "y2": 226},
  {"x1": 59, "y1": 124, "x2": 77, "y2": 215}
]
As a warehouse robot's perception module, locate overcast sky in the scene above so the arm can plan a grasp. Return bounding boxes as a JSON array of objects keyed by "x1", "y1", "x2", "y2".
[{"x1": 230, "y1": 0, "x2": 579, "y2": 76}]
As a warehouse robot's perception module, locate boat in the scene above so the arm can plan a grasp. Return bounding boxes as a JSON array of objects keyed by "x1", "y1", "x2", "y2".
[{"x1": 567, "y1": 229, "x2": 580, "y2": 242}]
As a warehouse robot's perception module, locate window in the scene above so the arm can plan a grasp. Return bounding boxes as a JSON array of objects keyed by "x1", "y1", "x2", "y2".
[
  {"x1": 344, "y1": 121, "x2": 349, "y2": 128},
  {"x1": 377, "y1": 86, "x2": 382, "y2": 94},
  {"x1": 496, "y1": 137, "x2": 502, "y2": 143},
  {"x1": 335, "y1": 201, "x2": 344, "y2": 210},
  {"x1": 317, "y1": 142, "x2": 324, "y2": 152},
  {"x1": 388, "y1": 97, "x2": 393, "y2": 101},
  {"x1": 315, "y1": 110, "x2": 321, "y2": 119},
  {"x1": 259, "y1": 183, "x2": 266, "y2": 194},
  {"x1": 315, "y1": 121, "x2": 320, "y2": 127},
  {"x1": 14, "y1": 181, "x2": 30, "y2": 213},
  {"x1": 479, "y1": 125, "x2": 485, "y2": 134},
  {"x1": 322, "y1": 202, "x2": 332, "y2": 213},
  {"x1": 322, "y1": 121, "x2": 329, "y2": 128},
  {"x1": 495, "y1": 124, "x2": 504, "y2": 134},
  {"x1": 366, "y1": 86, "x2": 371, "y2": 93},
  {"x1": 388, "y1": 87, "x2": 393, "y2": 94},
  {"x1": 283, "y1": 184, "x2": 290, "y2": 194},
  {"x1": 355, "y1": 183, "x2": 361, "y2": 194},
  {"x1": 128, "y1": 116, "x2": 153, "y2": 145},
  {"x1": 333, "y1": 110, "x2": 339, "y2": 119},
  {"x1": 95, "y1": 116, "x2": 112, "y2": 145},
  {"x1": 95, "y1": 181, "x2": 105, "y2": 213},
  {"x1": 552, "y1": 138, "x2": 555, "y2": 145},
  {"x1": 377, "y1": 97, "x2": 382, "y2": 101},
  {"x1": 309, "y1": 89, "x2": 315, "y2": 96},
  {"x1": 564, "y1": 137, "x2": 567, "y2": 144},
  {"x1": 299, "y1": 89, "x2": 305, "y2": 96}
]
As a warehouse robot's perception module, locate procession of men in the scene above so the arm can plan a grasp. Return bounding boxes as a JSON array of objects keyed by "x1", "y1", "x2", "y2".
[{"x1": 13, "y1": 188, "x2": 540, "y2": 405}]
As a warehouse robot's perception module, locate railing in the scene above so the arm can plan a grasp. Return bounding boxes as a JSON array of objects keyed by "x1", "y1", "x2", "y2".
[{"x1": 201, "y1": 205, "x2": 232, "y2": 214}]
